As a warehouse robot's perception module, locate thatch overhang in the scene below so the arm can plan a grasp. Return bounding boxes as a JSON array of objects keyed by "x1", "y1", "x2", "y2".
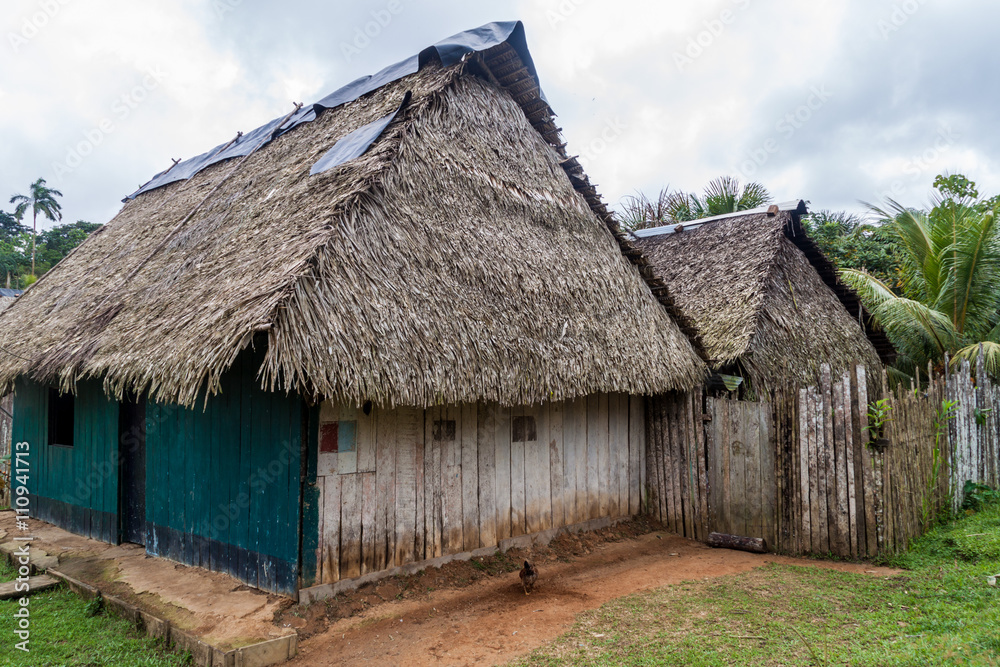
[
  {"x1": 0, "y1": 23, "x2": 705, "y2": 408},
  {"x1": 632, "y1": 201, "x2": 895, "y2": 391}
]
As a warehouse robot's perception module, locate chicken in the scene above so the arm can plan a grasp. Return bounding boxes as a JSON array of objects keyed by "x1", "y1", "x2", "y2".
[{"x1": 519, "y1": 560, "x2": 537, "y2": 595}]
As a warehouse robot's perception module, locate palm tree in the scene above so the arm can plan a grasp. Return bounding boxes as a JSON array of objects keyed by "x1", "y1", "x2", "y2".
[
  {"x1": 10, "y1": 177, "x2": 62, "y2": 277},
  {"x1": 664, "y1": 176, "x2": 772, "y2": 222},
  {"x1": 617, "y1": 177, "x2": 772, "y2": 229},
  {"x1": 840, "y1": 175, "x2": 1000, "y2": 378}
]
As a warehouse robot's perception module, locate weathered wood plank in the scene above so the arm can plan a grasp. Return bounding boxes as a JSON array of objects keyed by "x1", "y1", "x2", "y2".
[
  {"x1": 667, "y1": 396, "x2": 683, "y2": 532},
  {"x1": 563, "y1": 398, "x2": 580, "y2": 524},
  {"x1": 339, "y1": 473, "x2": 362, "y2": 579},
  {"x1": 528, "y1": 404, "x2": 552, "y2": 533},
  {"x1": 597, "y1": 393, "x2": 611, "y2": 519},
  {"x1": 607, "y1": 394, "x2": 622, "y2": 518},
  {"x1": 477, "y1": 403, "x2": 498, "y2": 548},
  {"x1": 375, "y1": 408, "x2": 397, "y2": 570},
  {"x1": 628, "y1": 395, "x2": 643, "y2": 516},
  {"x1": 394, "y1": 408, "x2": 418, "y2": 567},
  {"x1": 548, "y1": 401, "x2": 565, "y2": 528},
  {"x1": 509, "y1": 407, "x2": 527, "y2": 536},
  {"x1": 832, "y1": 378, "x2": 850, "y2": 557},
  {"x1": 461, "y1": 403, "x2": 480, "y2": 552},
  {"x1": 694, "y1": 391, "x2": 710, "y2": 540},
  {"x1": 808, "y1": 389, "x2": 823, "y2": 552},
  {"x1": 321, "y1": 474, "x2": 341, "y2": 583},
  {"x1": 441, "y1": 406, "x2": 464, "y2": 553},
  {"x1": 414, "y1": 421, "x2": 425, "y2": 562},
  {"x1": 639, "y1": 397, "x2": 648, "y2": 517},
  {"x1": 719, "y1": 398, "x2": 732, "y2": 536},
  {"x1": 821, "y1": 365, "x2": 837, "y2": 554},
  {"x1": 494, "y1": 406, "x2": 512, "y2": 541},
  {"x1": 759, "y1": 399, "x2": 775, "y2": 549},
  {"x1": 842, "y1": 373, "x2": 859, "y2": 558},
  {"x1": 586, "y1": 394, "x2": 602, "y2": 521},
  {"x1": 360, "y1": 472, "x2": 377, "y2": 575},
  {"x1": 798, "y1": 388, "x2": 811, "y2": 554},
  {"x1": 744, "y1": 401, "x2": 762, "y2": 540},
  {"x1": 729, "y1": 400, "x2": 746, "y2": 537},
  {"x1": 678, "y1": 394, "x2": 693, "y2": 537},
  {"x1": 650, "y1": 396, "x2": 667, "y2": 526},
  {"x1": 357, "y1": 403, "x2": 376, "y2": 472},
  {"x1": 424, "y1": 409, "x2": 442, "y2": 559}
]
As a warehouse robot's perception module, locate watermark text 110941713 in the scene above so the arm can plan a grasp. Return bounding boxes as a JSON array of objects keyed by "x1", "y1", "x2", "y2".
[{"x1": 11, "y1": 440, "x2": 32, "y2": 653}]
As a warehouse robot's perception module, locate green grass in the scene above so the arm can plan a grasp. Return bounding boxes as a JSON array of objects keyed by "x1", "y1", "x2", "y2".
[
  {"x1": 0, "y1": 556, "x2": 188, "y2": 666},
  {"x1": 516, "y1": 503, "x2": 1000, "y2": 666}
]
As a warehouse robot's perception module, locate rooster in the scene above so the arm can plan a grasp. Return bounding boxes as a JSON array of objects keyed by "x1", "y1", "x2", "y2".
[{"x1": 519, "y1": 560, "x2": 537, "y2": 595}]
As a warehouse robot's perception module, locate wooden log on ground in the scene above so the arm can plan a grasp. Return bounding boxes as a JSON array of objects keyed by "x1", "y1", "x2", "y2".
[{"x1": 707, "y1": 531, "x2": 768, "y2": 553}]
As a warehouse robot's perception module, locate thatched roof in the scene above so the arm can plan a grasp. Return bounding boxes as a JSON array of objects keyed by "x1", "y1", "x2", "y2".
[
  {"x1": 632, "y1": 202, "x2": 894, "y2": 391},
  {"x1": 0, "y1": 23, "x2": 705, "y2": 408}
]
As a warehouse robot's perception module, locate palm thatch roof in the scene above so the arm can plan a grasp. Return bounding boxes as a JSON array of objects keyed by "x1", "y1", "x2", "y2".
[
  {"x1": 0, "y1": 23, "x2": 705, "y2": 408},
  {"x1": 632, "y1": 202, "x2": 895, "y2": 392}
]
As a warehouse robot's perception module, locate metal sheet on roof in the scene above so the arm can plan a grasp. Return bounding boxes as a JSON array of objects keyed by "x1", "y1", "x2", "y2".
[
  {"x1": 629, "y1": 200, "x2": 809, "y2": 239},
  {"x1": 309, "y1": 93, "x2": 410, "y2": 175},
  {"x1": 125, "y1": 21, "x2": 538, "y2": 201}
]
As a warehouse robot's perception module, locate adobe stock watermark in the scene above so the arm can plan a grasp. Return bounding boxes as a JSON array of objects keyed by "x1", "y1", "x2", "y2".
[
  {"x1": 50, "y1": 67, "x2": 167, "y2": 182},
  {"x1": 576, "y1": 116, "x2": 629, "y2": 169},
  {"x1": 8, "y1": 0, "x2": 73, "y2": 53},
  {"x1": 737, "y1": 84, "x2": 832, "y2": 180},
  {"x1": 340, "y1": 0, "x2": 404, "y2": 63},
  {"x1": 674, "y1": 0, "x2": 752, "y2": 72},
  {"x1": 875, "y1": 125, "x2": 960, "y2": 202},
  {"x1": 876, "y1": 0, "x2": 926, "y2": 40},
  {"x1": 546, "y1": 0, "x2": 588, "y2": 28}
]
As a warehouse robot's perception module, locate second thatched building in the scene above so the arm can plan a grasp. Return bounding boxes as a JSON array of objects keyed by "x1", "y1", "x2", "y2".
[{"x1": 632, "y1": 201, "x2": 894, "y2": 396}]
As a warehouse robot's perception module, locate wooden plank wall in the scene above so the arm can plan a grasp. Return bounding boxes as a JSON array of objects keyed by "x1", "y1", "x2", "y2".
[
  {"x1": 648, "y1": 359, "x2": 1000, "y2": 559},
  {"x1": 0, "y1": 393, "x2": 12, "y2": 506},
  {"x1": 316, "y1": 393, "x2": 644, "y2": 584}
]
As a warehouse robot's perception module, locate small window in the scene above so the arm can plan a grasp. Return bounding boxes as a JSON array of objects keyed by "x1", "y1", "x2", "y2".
[
  {"x1": 432, "y1": 420, "x2": 456, "y2": 442},
  {"x1": 512, "y1": 415, "x2": 536, "y2": 442},
  {"x1": 48, "y1": 388, "x2": 74, "y2": 447}
]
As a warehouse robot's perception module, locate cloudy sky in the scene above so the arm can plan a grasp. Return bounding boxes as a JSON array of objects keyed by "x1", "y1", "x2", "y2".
[{"x1": 2, "y1": 0, "x2": 997, "y2": 230}]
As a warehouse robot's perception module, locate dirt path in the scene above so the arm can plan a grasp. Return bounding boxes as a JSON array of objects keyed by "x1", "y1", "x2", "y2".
[{"x1": 288, "y1": 532, "x2": 898, "y2": 666}]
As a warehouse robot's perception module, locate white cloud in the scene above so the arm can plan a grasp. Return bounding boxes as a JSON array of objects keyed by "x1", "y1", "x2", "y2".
[{"x1": 2, "y1": 0, "x2": 999, "y2": 227}]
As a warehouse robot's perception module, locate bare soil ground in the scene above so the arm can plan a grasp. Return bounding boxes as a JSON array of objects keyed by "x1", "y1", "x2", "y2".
[{"x1": 282, "y1": 519, "x2": 898, "y2": 666}]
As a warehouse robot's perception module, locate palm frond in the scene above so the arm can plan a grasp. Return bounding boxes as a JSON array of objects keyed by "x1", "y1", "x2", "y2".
[{"x1": 952, "y1": 341, "x2": 1000, "y2": 378}]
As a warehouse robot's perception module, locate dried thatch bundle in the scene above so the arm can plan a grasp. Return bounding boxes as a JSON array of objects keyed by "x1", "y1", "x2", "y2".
[
  {"x1": 0, "y1": 55, "x2": 705, "y2": 408},
  {"x1": 634, "y1": 207, "x2": 893, "y2": 393}
]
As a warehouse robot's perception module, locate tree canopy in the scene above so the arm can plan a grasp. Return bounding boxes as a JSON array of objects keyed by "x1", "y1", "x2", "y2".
[{"x1": 841, "y1": 174, "x2": 1000, "y2": 378}]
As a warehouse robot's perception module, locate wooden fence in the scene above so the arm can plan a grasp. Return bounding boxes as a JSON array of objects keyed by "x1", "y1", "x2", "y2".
[{"x1": 647, "y1": 360, "x2": 1000, "y2": 558}]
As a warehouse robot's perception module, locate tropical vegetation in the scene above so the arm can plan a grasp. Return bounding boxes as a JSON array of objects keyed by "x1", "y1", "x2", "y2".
[
  {"x1": 1, "y1": 179, "x2": 100, "y2": 288},
  {"x1": 840, "y1": 174, "x2": 1000, "y2": 379},
  {"x1": 618, "y1": 176, "x2": 772, "y2": 230}
]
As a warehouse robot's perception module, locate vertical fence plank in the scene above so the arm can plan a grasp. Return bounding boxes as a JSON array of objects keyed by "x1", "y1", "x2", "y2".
[
  {"x1": 798, "y1": 388, "x2": 811, "y2": 554},
  {"x1": 759, "y1": 398, "x2": 776, "y2": 548},
  {"x1": 694, "y1": 391, "x2": 710, "y2": 540}
]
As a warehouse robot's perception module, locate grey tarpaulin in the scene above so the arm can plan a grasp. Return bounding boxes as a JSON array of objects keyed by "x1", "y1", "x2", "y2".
[
  {"x1": 310, "y1": 92, "x2": 411, "y2": 176},
  {"x1": 125, "y1": 21, "x2": 538, "y2": 201}
]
